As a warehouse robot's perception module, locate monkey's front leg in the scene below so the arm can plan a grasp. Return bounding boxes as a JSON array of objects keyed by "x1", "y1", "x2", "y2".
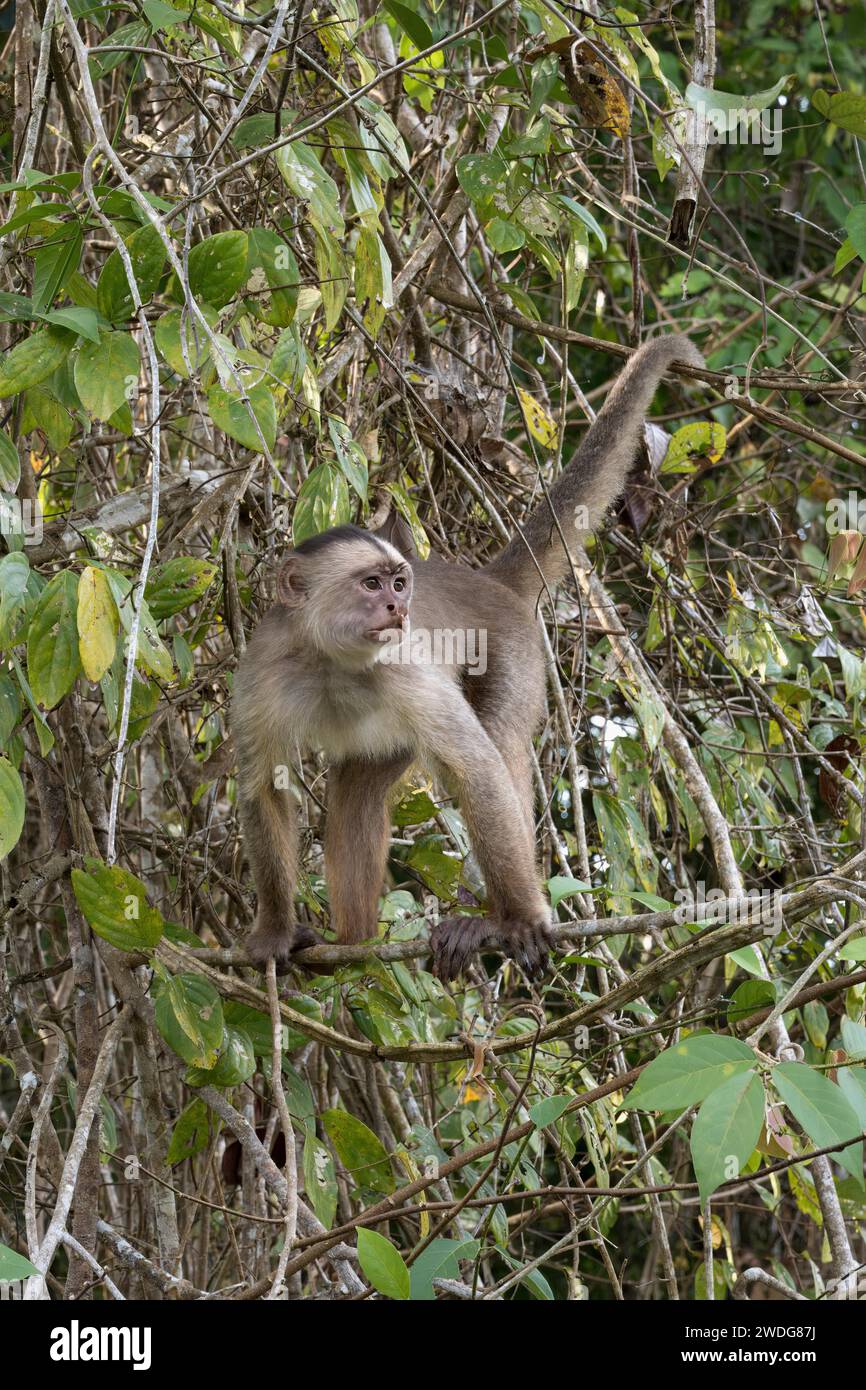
[{"x1": 242, "y1": 785, "x2": 311, "y2": 969}]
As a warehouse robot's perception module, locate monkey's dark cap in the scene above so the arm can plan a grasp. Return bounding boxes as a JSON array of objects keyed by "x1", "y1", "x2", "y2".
[{"x1": 293, "y1": 524, "x2": 390, "y2": 559}]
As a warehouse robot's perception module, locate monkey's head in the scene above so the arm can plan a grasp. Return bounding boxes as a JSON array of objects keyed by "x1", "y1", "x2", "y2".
[{"x1": 276, "y1": 523, "x2": 414, "y2": 664}]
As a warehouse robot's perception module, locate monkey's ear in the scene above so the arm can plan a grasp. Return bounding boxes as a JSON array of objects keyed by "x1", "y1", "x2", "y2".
[
  {"x1": 372, "y1": 511, "x2": 417, "y2": 559},
  {"x1": 276, "y1": 555, "x2": 306, "y2": 607}
]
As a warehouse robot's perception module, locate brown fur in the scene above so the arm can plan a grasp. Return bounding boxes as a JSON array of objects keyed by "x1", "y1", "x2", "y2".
[{"x1": 233, "y1": 337, "x2": 703, "y2": 978}]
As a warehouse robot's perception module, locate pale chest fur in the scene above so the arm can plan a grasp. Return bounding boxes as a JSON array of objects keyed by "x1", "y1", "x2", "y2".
[{"x1": 300, "y1": 663, "x2": 419, "y2": 761}]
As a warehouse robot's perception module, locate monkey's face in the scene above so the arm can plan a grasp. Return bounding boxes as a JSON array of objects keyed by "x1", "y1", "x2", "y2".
[{"x1": 278, "y1": 535, "x2": 413, "y2": 664}]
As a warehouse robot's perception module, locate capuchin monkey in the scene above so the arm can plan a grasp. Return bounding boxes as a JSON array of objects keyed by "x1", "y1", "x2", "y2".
[{"x1": 233, "y1": 335, "x2": 704, "y2": 981}]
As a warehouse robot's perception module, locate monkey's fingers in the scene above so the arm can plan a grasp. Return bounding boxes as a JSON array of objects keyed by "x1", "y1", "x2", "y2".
[
  {"x1": 499, "y1": 919, "x2": 553, "y2": 981},
  {"x1": 246, "y1": 921, "x2": 298, "y2": 974},
  {"x1": 429, "y1": 917, "x2": 497, "y2": 983}
]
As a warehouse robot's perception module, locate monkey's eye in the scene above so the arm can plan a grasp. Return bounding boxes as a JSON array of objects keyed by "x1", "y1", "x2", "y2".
[
  {"x1": 393, "y1": 576, "x2": 406, "y2": 592},
  {"x1": 362, "y1": 577, "x2": 382, "y2": 591}
]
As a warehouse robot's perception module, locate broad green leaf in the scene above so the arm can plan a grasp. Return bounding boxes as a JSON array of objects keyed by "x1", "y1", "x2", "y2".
[
  {"x1": 0, "y1": 672, "x2": 21, "y2": 746},
  {"x1": 244, "y1": 228, "x2": 299, "y2": 328},
  {"x1": 837, "y1": 1066, "x2": 866, "y2": 1131},
  {"x1": 275, "y1": 140, "x2": 344, "y2": 236},
  {"x1": 354, "y1": 226, "x2": 392, "y2": 337},
  {"x1": 410, "y1": 1237, "x2": 481, "y2": 1301},
  {"x1": 661, "y1": 422, "x2": 727, "y2": 475},
  {"x1": 622, "y1": 1035, "x2": 756, "y2": 1111},
  {"x1": 74, "y1": 331, "x2": 139, "y2": 420},
  {"x1": 145, "y1": 557, "x2": 216, "y2": 619},
  {"x1": 26, "y1": 569, "x2": 81, "y2": 709},
  {"x1": 485, "y1": 217, "x2": 525, "y2": 254},
  {"x1": 529, "y1": 1095, "x2": 571, "y2": 1128},
  {"x1": 154, "y1": 303, "x2": 218, "y2": 377},
  {"x1": 727, "y1": 979, "x2": 775, "y2": 1027},
  {"x1": 690, "y1": 1069, "x2": 764, "y2": 1205},
  {"x1": 383, "y1": 0, "x2": 432, "y2": 50},
  {"x1": 33, "y1": 225, "x2": 82, "y2": 314},
  {"x1": 0, "y1": 326, "x2": 74, "y2": 397},
  {"x1": 313, "y1": 223, "x2": 349, "y2": 332},
  {"x1": 0, "y1": 756, "x2": 25, "y2": 860},
  {"x1": 456, "y1": 153, "x2": 507, "y2": 203},
  {"x1": 839, "y1": 937, "x2": 866, "y2": 962},
  {"x1": 167, "y1": 1098, "x2": 213, "y2": 1166},
  {"x1": 303, "y1": 1134, "x2": 338, "y2": 1229},
  {"x1": 0, "y1": 432, "x2": 20, "y2": 490},
  {"x1": 357, "y1": 1228, "x2": 410, "y2": 1300},
  {"x1": 96, "y1": 223, "x2": 167, "y2": 322},
  {"x1": 186, "y1": 1026, "x2": 256, "y2": 1087},
  {"x1": 0, "y1": 1242, "x2": 40, "y2": 1281},
  {"x1": 77, "y1": 566, "x2": 119, "y2": 683},
  {"x1": 687, "y1": 75, "x2": 792, "y2": 134},
  {"x1": 154, "y1": 971, "x2": 224, "y2": 1068},
  {"x1": 207, "y1": 382, "x2": 277, "y2": 452},
  {"x1": 186, "y1": 231, "x2": 249, "y2": 308},
  {"x1": 841, "y1": 1018, "x2": 866, "y2": 1062},
  {"x1": 322, "y1": 1108, "x2": 395, "y2": 1194},
  {"x1": 292, "y1": 463, "x2": 350, "y2": 544},
  {"x1": 812, "y1": 89, "x2": 866, "y2": 137},
  {"x1": 773, "y1": 1061, "x2": 863, "y2": 1186},
  {"x1": 103, "y1": 569, "x2": 174, "y2": 682},
  {"x1": 24, "y1": 384, "x2": 73, "y2": 450},
  {"x1": 71, "y1": 860, "x2": 165, "y2": 951},
  {"x1": 547, "y1": 875, "x2": 592, "y2": 910},
  {"x1": 328, "y1": 417, "x2": 368, "y2": 500}
]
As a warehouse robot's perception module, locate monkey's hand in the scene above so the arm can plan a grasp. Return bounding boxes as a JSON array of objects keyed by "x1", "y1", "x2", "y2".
[
  {"x1": 246, "y1": 921, "x2": 323, "y2": 973},
  {"x1": 430, "y1": 915, "x2": 552, "y2": 983}
]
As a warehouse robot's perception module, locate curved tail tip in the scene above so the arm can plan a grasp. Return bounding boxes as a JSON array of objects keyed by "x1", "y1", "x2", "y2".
[{"x1": 639, "y1": 333, "x2": 704, "y2": 372}]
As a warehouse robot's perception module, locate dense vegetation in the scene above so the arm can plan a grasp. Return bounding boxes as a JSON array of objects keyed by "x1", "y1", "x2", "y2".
[{"x1": 1, "y1": 0, "x2": 866, "y2": 1301}]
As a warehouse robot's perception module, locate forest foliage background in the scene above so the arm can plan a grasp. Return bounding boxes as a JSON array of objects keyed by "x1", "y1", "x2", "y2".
[{"x1": 2, "y1": 0, "x2": 866, "y2": 1302}]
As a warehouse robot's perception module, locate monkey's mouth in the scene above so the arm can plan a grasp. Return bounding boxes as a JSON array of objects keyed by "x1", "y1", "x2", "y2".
[{"x1": 367, "y1": 617, "x2": 407, "y2": 640}]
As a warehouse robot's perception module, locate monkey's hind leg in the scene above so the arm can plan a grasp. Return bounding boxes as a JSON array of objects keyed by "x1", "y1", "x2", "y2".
[
  {"x1": 243, "y1": 784, "x2": 304, "y2": 970},
  {"x1": 324, "y1": 751, "x2": 413, "y2": 943}
]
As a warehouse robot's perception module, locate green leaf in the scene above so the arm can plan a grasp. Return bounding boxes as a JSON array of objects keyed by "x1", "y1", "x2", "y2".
[
  {"x1": 660, "y1": 421, "x2": 726, "y2": 475},
  {"x1": 143, "y1": 0, "x2": 190, "y2": 29},
  {"x1": 71, "y1": 860, "x2": 165, "y2": 951},
  {"x1": 39, "y1": 304, "x2": 99, "y2": 342},
  {"x1": 726, "y1": 979, "x2": 775, "y2": 1027},
  {"x1": 354, "y1": 226, "x2": 392, "y2": 338},
  {"x1": 0, "y1": 432, "x2": 20, "y2": 490},
  {"x1": 812, "y1": 89, "x2": 866, "y2": 137},
  {"x1": 244, "y1": 228, "x2": 299, "y2": 328},
  {"x1": 33, "y1": 225, "x2": 83, "y2": 314},
  {"x1": 622, "y1": 1035, "x2": 756, "y2": 1111},
  {"x1": 410, "y1": 1237, "x2": 480, "y2": 1301},
  {"x1": 154, "y1": 971, "x2": 224, "y2": 1068},
  {"x1": 529, "y1": 1095, "x2": 571, "y2": 1128},
  {"x1": 77, "y1": 566, "x2": 119, "y2": 683},
  {"x1": 839, "y1": 937, "x2": 866, "y2": 962},
  {"x1": 101, "y1": 569, "x2": 173, "y2": 682},
  {"x1": 328, "y1": 417, "x2": 368, "y2": 500},
  {"x1": 26, "y1": 569, "x2": 81, "y2": 709},
  {"x1": 313, "y1": 223, "x2": 349, "y2": 332},
  {"x1": 207, "y1": 382, "x2": 277, "y2": 452},
  {"x1": 0, "y1": 1242, "x2": 40, "y2": 1281},
  {"x1": 686, "y1": 75, "x2": 792, "y2": 134},
  {"x1": 357, "y1": 1228, "x2": 410, "y2": 1300},
  {"x1": 275, "y1": 139, "x2": 344, "y2": 237},
  {"x1": 187, "y1": 231, "x2": 249, "y2": 308},
  {"x1": 292, "y1": 463, "x2": 350, "y2": 544},
  {"x1": 773, "y1": 1061, "x2": 864, "y2": 1186},
  {"x1": 485, "y1": 217, "x2": 525, "y2": 254},
  {"x1": 690, "y1": 1070, "x2": 764, "y2": 1205},
  {"x1": 96, "y1": 223, "x2": 167, "y2": 322},
  {"x1": 383, "y1": 0, "x2": 432, "y2": 51},
  {"x1": 841, "y1": 1018, "x2": 866, "y2": 1063},
  {"x1": 0, "y1": 326, "x2": 74, "y2": 397},
  {"x1": 73, "y1": 331, "x2": 139, "y2": 420},
  {"x1": 547, "y1": 875, "x2": 592, "y2": 910},
  {"x1": 154, "y1": 303, "x2": 218, "y2": 377},
  {"x1": 0, "y1": 756, "x2": 25, "y2": 860},
  {"x1": 167, "y1": 1098, "x2": 213, "y2": 1165},
  {"x1": 303, "y1": 1135, "x2": 337, "y2": 1228},
  {"x1": 322, "y1": 1108, "x2": 395, "y2": 1194},
  {"x1": 186, "y1": 1025, "x2": 256, "y2": 1087},
  {"x1": 0, "y1": 552, "x2": 36, "y2": 647},
  {"x1": 145, "y1": 557, "x2": 217, "y2": 619},
  {"x1": 456, "y1": 153, "x2": 507, "y2": 203}
]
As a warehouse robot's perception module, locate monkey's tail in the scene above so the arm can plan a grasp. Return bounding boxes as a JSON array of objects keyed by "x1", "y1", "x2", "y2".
[{"x1": 487, "y1": 334, "x2": 704, "y2": 599}]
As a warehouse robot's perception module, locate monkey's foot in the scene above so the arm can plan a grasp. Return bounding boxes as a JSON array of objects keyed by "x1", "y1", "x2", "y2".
[
  {"x1": 430, "y1": 916, "x2": 552, "y2": 983},
  {"x1": 246, "y1": 922, "x2": 323, "y2": 973}
]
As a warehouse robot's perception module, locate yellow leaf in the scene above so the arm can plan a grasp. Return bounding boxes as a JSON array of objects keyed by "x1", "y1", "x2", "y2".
[
  {"x1": 77, "y1": 567, "x2": 119, "y2": 683},
  {"x1": 517, "y1": 387, "x2": 559, "y2": 449}
]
